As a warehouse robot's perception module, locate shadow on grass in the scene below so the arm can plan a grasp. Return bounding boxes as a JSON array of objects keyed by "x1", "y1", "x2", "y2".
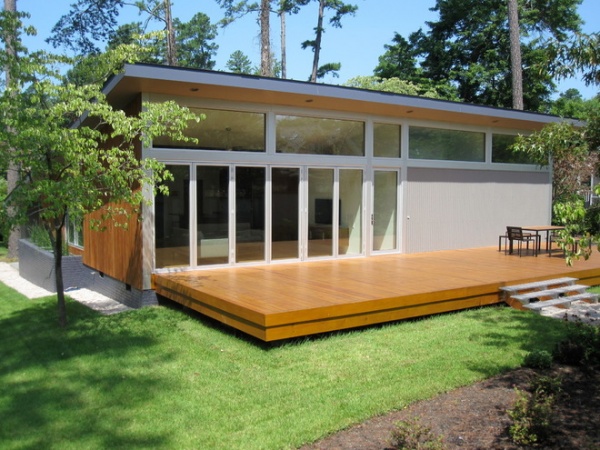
[
  {"x1": 457, "y1": 304, "x2": 572, "y2": 376},
  {"x1": 0, "y1": 297, "x2": 174, "y2": 449}
]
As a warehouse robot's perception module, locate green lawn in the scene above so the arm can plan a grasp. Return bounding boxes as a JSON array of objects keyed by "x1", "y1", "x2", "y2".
[{"x1": 0, "y1": 281, "x2": 571, "y2": 450}]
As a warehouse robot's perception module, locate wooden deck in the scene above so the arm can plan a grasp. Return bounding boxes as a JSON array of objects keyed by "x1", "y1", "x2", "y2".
[{"x1": 152, "y1": 247, "x2": 600, "y2": 342}]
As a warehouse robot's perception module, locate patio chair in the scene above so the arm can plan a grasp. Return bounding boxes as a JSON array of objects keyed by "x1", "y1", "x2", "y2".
[{"x1": 506, "y1": 226, "x2": 538, "y2": 257}]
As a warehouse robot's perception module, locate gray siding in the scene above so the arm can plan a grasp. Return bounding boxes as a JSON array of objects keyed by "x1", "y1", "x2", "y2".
[{"x1": 403, "y1": 168, "x2": 551, "y2": 253}]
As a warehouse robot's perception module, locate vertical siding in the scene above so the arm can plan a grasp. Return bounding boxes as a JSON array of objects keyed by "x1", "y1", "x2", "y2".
[
  {"x1": 404, "y1": 167, "x2": 551, "y2": 253},
  {"x1": 82, "y1": 204, "x2": 144, "y2": 290}
]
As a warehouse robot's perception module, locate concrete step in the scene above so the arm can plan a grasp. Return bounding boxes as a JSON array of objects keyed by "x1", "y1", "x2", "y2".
[
  {"x1": 523, "y1": 293, "x2": 600, "y2": 312},
  {"x1": 511, "y1": 284, "x2": 590, "y2": 304},
  {"x1": 499, "y1": 277, "x2": 578, "y2": 298}
]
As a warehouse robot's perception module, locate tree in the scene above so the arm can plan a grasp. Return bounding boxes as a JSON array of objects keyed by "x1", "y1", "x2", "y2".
[
  {"x1": 2, "y1": 0, "x2": 20, "y2": 258},
  {"x1": 549, "y1": 32, "x2": 600, "y2": 87},
  {"x1": 344, "y1": 76, "x2": 452, "y2": 100},
  {"x1": 373, "y1": 32, "x2": 459, "y2": 101},
  {"x1": 507, "y1": 0, "x2": 523, "y2": 109},
  {"x1": 174, "y1": 13, "x2": 218, "y2": 69},
  {"x1": 511, "y1": 112, "x2": 600, "y2": 263},
  {"x1": 549, "y1": 89, "x2": 600, "y2": 119},
  {"x1": 217, "y1": 0, "x2": 274, "y2": 76},
  {"x1": 226, "y1": 50, "x2": 253, "y2": 74},
  {"x1": 288, "y1": 0, "x2": 356, "y2": 82},
  {"x1": 0, "y1": 18, "x2": 200, "y2": 327},
  {"x1": 48, "y1": 0, "x2": 189, "y2": 67},
  {"x1": 380, "y1": 0, "x2": 583, "y2": 110}
]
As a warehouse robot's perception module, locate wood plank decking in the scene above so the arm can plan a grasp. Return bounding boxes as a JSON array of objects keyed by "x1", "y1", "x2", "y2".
[{"x1": 152, "y1": 247, "x2": 600, "y2": 342}]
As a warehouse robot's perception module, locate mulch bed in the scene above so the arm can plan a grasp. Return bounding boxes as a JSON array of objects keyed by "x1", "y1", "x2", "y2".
[{"x1": 300, "y1": 365, "x2": 600, "y2": 449}]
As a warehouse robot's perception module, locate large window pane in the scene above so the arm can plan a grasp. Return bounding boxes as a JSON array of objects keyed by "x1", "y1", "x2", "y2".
[
  {"x1": 155, "y1": 165, "x2": 190, "y2": 268},
  {"x1": 308, "y1": 168, "x2": 335, "y2": 257},
  {"x1": 197, "y1": 166, "x2": 229, "y2": 266},
  {"x1": 276, "y1": 115, "x2": 364, "y2": 156},
  {"x1": 236, "y1": 167, "x2": 265, "y2": 263},
  {"x1": 374, "y1": 123, "x2": 401, "y2": 158},
  {"x1": 339, "y1": 169, "x2": 363, "y2": 255},
  {"x1": 492, "y1": 133, "x2": 535, "y2": 163},
  {"x1": 373, "y1": 171, "x2": 397, "y2": 251},
  {"x1": 409, "y1": 126, "x2": 485, "y2": 162},
  {"x1": 272, "y1": 168, "x2": 299, "y2": 260},
  {"x1": 154, "y1": 108, "x2": 265, "y2": 152}
]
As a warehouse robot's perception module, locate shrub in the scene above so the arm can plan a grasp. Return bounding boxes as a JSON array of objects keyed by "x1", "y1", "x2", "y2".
[
  {"x1": 508, "y1": 374, "x2": 562, "y2": 447},
  {"x1": 523, "y1": 350, "x2": 553, "y2": 370},
  {"x1": 389, "y1": 417, "x2": 444, "y2": 450},
  {"x1": 553, "y1": 323, "x2": 600, "y2": 370}
]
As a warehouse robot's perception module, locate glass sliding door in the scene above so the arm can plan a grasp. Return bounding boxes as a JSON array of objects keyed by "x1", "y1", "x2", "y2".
[
  {"x1": 155, "y1": 165, "x2": 190, "y2": 268},
  {"x1": 339, "y1": 169, "x2": 363, "y2": 255},
  {"x1": 197, "y1": 166, "x2": 229, "y2": 266},
  {"x1": 373, "y1": 170, "x2": 398, "y2": 252},
  {"x1": 236, "y1": 167, "x2": 266, "y2": 263},
  {"x1": 272, "y1": 168, "x2": 300, "y2": 260},
  {"x1": 308, "y1": 168, "x2": 335, "y2": 258}
]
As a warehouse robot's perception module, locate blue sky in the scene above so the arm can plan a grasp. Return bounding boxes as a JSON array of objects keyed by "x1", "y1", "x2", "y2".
[{"x1": 16, "y1": 0, "x2": 600, "y2": 99}]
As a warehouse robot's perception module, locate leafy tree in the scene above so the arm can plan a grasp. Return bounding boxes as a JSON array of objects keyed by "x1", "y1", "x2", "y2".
[
  {"x1": 548, "y1": 32, "x2": 600, "y2": 87},
  {"x1": 377, "y1": 0, "x2": 584, "y2": 111},
  {"x1": 174, "y1": 13, "x2": 218, "y2": 69},
  {"x1": 344, "y1": 75, "x2": 452, "y2": 99},
  {"x1": 2, "y1": 0, "x2": 20, "y2": 258},
  {"x1": 49, "y1": 0, "x2": 218, "y2": 68},
  {"x1": 0, "y1": 17, "x2": 200, "y2": 327},
  {"x1": 511, "y1": 112, "x2": 600, "y2": 263},
  {"x1": 373, "y1": 32, "x2": 459, "y2": 100},
  {"x1": 549, "y1": 89, "x2": 600, "y2": 119}
]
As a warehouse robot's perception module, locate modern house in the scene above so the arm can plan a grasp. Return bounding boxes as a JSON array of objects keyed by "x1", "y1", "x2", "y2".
[{"x1": 23, "y1": 63, "x2": 576, "y2": 339}]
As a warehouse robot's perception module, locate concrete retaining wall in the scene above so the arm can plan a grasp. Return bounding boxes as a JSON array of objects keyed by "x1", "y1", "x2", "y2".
[{"x1": 18, "y1": 239, "x2": 157, "y2": 309}]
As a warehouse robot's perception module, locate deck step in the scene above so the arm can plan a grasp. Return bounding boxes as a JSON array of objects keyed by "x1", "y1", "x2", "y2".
[
  {"x1": 511, "y1": 284, "x2": 590, "y2": 304},
  {"x1": 523, "y1": 293, "x2": 600, "y2": 311},
  {"x1": 499, "y1": 277, "x2": 578, "y2": 297}
]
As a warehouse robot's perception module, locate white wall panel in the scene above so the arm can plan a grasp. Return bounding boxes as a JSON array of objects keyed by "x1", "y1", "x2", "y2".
[{"x1": 404, "y1": 168, "x2": 551, "y2": 253}]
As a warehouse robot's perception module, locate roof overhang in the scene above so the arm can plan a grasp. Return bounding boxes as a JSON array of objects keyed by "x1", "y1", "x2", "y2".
[{"x1": 103, "y1": 63, "x2": 570, "y2": 131}]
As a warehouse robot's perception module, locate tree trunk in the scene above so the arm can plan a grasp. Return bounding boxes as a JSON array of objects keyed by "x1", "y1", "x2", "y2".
[
  {"x1": 508, "y1": 0, "x2": 523, "y2": 110},
  {"x1": 52, "y1": 222, "x2": 67, "y2": 328},
  {"x1": 309, "y1": 0, "x2": 325, "y2": 83},
  {"x1": 260, "y1": 0, "x2": 272, "y2": 76},
  {"x1": 280, "y1": 10, "x2": 286, "y2": 79},
  {"x1": 4, "y1": 0, "x2": 20, "y2": 259},
  {"x1": 164, "y1": 0, "x2": 178, "y2": 66}
]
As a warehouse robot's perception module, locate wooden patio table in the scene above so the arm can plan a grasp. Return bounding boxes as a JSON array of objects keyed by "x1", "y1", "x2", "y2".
[{"x1": 522, "y1": 225, "x2": 566, "y2": 253}]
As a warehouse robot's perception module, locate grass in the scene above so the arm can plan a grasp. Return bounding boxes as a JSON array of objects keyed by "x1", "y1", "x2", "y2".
[{"x1": 0, "y1": 281, "x2": 572, "y2": 450}]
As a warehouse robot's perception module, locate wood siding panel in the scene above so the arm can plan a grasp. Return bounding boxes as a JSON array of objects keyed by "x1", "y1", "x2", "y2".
[
  {"x1": 404, "y1": 168, "x2": 551, "y2": 253},
  {"x1": 81, "y1": 94, "x2": 145, "y2": 289},
  {"x1": 83, "y1": 205, "x2": 143, "y2": 289}
]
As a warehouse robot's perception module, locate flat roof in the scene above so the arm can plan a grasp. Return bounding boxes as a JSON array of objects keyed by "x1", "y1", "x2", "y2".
[{"x1": 104, "y1": 63, "x2": 567, "y2": 131}]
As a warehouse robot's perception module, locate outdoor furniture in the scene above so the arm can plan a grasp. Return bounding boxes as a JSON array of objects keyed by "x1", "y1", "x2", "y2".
[
  {"x1": 521, "y1": 225, "x2": 565, "y2": 254},
  {"x1": 498, "y1": 232, "x2": 508, "y2": 252},
  {"x1": 506, "y1": 226, "x2": 538, "y2": 256}
]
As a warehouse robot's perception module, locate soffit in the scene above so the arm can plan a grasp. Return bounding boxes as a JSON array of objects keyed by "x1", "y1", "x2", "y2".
[{"x1": 105, "y1": 65, "x2": 563, "y2": 132}]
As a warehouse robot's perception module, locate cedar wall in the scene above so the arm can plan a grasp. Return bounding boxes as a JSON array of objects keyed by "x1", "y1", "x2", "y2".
[{"x1": 82, "y1": 95, "x2": 145, "y2": 290}]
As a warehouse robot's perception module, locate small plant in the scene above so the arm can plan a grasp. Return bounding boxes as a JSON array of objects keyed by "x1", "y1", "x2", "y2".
[
  {"x1": 28, "y1": 224, "x2": 53, "y2": 250},
  {"x1": 507, "y1": 374, "x2": 561, "y2": 446},
  {"x1": 530, "y1": 374, "x2": 563, "y2": 398},
  {"x1": 27, "y1": 223, "x2": 69, "y2": 255},
  {"x1": 389, "y1": 417, "x2": 444, "y2": 450},
  {"x1": 523, "y1": 350, "x2": 553, "y2": 370}
]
